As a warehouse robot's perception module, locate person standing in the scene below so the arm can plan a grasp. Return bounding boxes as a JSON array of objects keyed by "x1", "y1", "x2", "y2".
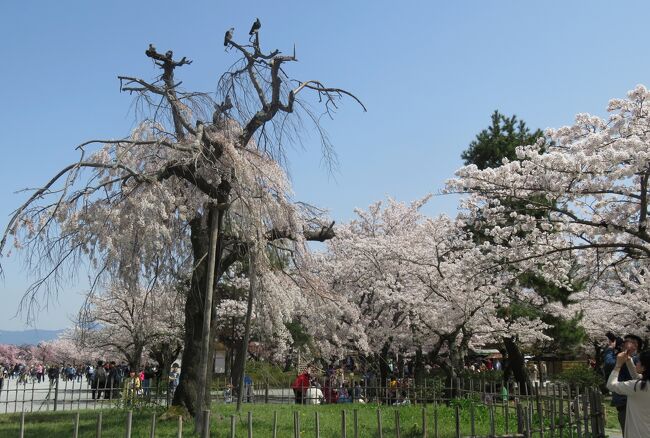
[
  {"x1": 604, "y1": 333, "x2": 643, "y2": 434},
  {"x1": 607, "y1": 350, "x2": 650, "y2": 437},
  {"x1": 0, "y1": 364, "x2": 5, "y2": 396},
  {"x1": 168, "y1": 363, "x2": 180, "y2": 400},
  {"x1": 122, "y1": 369, "x2": 141, "y2": 406}
]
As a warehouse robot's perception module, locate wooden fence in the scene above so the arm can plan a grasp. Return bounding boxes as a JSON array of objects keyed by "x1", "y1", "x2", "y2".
[{"x1": 7, "y1": 378, "x2": 607, "y2": 438}]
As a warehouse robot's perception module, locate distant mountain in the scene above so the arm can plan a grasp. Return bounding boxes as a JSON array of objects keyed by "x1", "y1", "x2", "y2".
[{"x1": 0, "y1": 329, "x2": 64, "y2": 345}]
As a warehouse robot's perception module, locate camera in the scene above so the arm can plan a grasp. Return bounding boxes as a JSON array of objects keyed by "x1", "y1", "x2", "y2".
[{"x1": 606, "y1": 331, "x2": 624, "y2": 352}]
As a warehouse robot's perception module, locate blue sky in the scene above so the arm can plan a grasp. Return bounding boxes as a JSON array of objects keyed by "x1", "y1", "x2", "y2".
[{"x1": 1, "y1": 0, "x2": 649, "y2": 330}]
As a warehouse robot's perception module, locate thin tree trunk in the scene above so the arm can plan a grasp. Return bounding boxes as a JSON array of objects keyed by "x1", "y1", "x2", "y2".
[
  {"x1": 236, "y1": 244, "x2": 257, "y2": 412},
  {"x1": 196, "y1": 205, "x2": 221, "y2": 434}
]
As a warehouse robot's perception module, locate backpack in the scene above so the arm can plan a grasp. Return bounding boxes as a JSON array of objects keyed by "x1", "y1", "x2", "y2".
[{"x1": 95, "y1": 367, "x2": 107, "y2": 384}]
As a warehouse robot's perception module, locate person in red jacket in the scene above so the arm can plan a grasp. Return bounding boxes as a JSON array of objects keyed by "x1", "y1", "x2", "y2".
[{"x1": 291, "y1": 370, "x2": 310, "y2": 404}]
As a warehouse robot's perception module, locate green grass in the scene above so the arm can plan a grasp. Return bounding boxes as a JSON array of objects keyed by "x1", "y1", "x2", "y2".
[{"x1": 0, "y1": 401, "x2": 611, "y2": 437}]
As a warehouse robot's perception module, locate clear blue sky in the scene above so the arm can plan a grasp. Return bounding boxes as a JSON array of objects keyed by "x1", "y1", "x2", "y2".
[{"x1": 1, "y1": 0, "x2": 649, "y2": 330}]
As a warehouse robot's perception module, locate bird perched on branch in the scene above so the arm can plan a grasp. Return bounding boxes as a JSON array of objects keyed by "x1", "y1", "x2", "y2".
[
  {"x1": 249, "y1": 18, "x2": 261, "y2": 35},
  {"x1": 145, "y1": 44, "x2": 156, "y2": 57},
  {"x1": 224, "y1": 28, "x2": 234, "y2": 46}
]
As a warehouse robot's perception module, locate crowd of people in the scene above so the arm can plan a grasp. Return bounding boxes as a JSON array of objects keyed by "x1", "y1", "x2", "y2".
[{"x1": 0, "y1": 360, "x2": 182, "y2": 406}]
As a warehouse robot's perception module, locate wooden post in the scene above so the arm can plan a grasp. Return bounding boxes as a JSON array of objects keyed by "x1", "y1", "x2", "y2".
[
  {"x1": 265, "y1": 379, "x2": 269, "y2": 404},
  {"x1": 433, "y1": 402, "x2": 439, "y2": 438},
  {"x1": 394, "y1": 410, "x2": 401, "y2": 438},
  {"x1": 272, "y1": 411, "x2": 278, "y2": 438},
  {"x1": 575, "y1": 386, "x2": 582, "y2": 438},
  {"x1": 230, "y1": 415, "x2": 236, "y2": 438},
  {"x1": 73, "y1": 412, "x2": 80, "y2": 438},
  {"x1": 558, "y1": 384, "x2": 565, "y2": 437},
  {"x1": 54, "y1": 377, "x2": 59, "y2": 412},
  {"x1": 582, "y1": 392, "x2": 590, "y2": 436},
  {"x1": 377, "y1": 409, "x2": 383, "y2": 438},
  {"x1": 201, "y1": 410, "x2": 210, "y2": 438},
  {"x1": 248, "y1": 411, "x2": 253, "y2": 438},
  {"x1": 150, "y1": 412, "x2": 157, "y2": 438},
  {"x1": 341, "y1": 409, "x2": 347, "y2": 438},
  {"x1": 454, "y1": 404, "x2": 460, "y2": 438},
  {"x1": 125, "y1": 410, "x2": 133, "y2": 438},
  {"x1": 549, "y1": 386, "x2": 556, "y2": 435},
  {"x1": 196, "y1": 204, "x2": 221, "y2": 435},
  {"x1": 505, "y1": 395, "x2": 510, "y2": 435},
  {"x1": 30, "y1": 381, "x2": 35, "y2": 413},
  {"x1": 292, "y1": 411, "x2": 297, "y2": 438},
  {"x1": 535, "y1": 382, "x2": 543, "y2": 438},
  {"x1": 489, "y1": 402, "x2": 496, "y2": 438},
  {"x1": 315, "y1": 411, "x2": 320, "y2": 438},
  {"x1": 589, "y1": 388, "x2": 601, "y2": 436},
  {"x1": 177, "y1": 415, "x2": 183, "y2": 438},
  {"x1": 516, "y1": 399, "x2": 524, "y2": 434},
  {"x1": 19, "y1": 411, "x2": 25, "y2": 438},
  {"x1": 470, "y1": 402, "x2": 476, "y2": 437},
  {"x1": 422, "y1": 407, "x2": 427, "y2": 438},
  {"x1": 96, "y1": 412, "x2": 103, "y2": 438},
  {"x1": 354, "y1": 409, "x2": 359, "y2": 438}
]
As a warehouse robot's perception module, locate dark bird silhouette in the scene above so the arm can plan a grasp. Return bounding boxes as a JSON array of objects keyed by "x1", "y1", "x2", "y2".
[
  {"x1": 249, "y1": 18, "x2": 261, "y2": 35},
  {"x1": 165, "y1": 50, "x2": 173, "y2": 59},
  {"x1": 146, "y1": 44, "x2": 156, "y2": 57},
  {"x1": 224, "y1": 28, "x2": 234, "y2": 46}
]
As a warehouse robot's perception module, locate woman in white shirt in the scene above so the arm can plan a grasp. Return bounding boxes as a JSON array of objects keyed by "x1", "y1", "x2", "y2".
[{"x1": 607, "y1": 350, "x2": 650, "y2": 438}]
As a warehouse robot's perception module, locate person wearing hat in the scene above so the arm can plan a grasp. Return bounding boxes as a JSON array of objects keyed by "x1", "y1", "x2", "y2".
[{"x1": 604, "y1": 333, "x2": 643, "y2": 434}]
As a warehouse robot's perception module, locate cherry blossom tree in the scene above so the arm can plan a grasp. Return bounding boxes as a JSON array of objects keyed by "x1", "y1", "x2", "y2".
[
  {"x1": 74, "y1": 280, "x2": 184, "y2": 371},
  {"x1": 306, "y1": 197, "x2": 547, "y2": 383},
  {"x1": 447, "y1": 85, "x2": 650, "y2": 345},
  {"x1": 0, "y1": 24, "x2": 363, "y2": 420}
]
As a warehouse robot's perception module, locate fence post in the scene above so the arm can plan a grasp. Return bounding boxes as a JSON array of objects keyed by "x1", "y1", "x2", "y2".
[
  {"x1": 19, "y1": 411, "x2": 25, "y2": 438},
  {"x1": 489, "y1": 402, "x2": 496, "y2": 438},
  {"x1": 582, "y1": 391, "x2": 590, "y2": 437},
  {"x1": 377, "y1": 409, "x2": 383, "y2": 438},
  {"x1": 589, "y1": 388, "x2": 603, "y2": 437},
  {"x1": 201, "y1": 409, "x2": 210, "y2": 438},
  {"x1": 177, "y1": 415, "x2": 183, "y2": 438},
  {"x1": 454, "y1": 404, "x2": 460, "y2": 438},
  {"x1": 96, "y1": 411, "x2": 103, "y2": 438},
  {"x1": 54, "y1": 377, "x2": 59, "y2": 412},
  {"x1": 150, "y1": 412, "x2": 157, "y2": 438},
  {"x1": 73, "y1": 411, "x2": 80, "y2": 438},
  {"x1": 315, "y1": 411, "x2": 320, "y2": 438},
  {"x1": 433, "y1": 402, "x2": 439, "y2": 438},
  {"x1": 341, "y1": 409, "x2": 347, "y2": 438},
  {"x1": 422, "y1": 406, "x2": 427, "y2": 438},
  {"x1": 265, "y1": 379, "x2": 269, "y2": 404},
  {"x1": 354, "y1": 409, "x2": 359, "y2": 438},
  {"x1": 395, "y1": 409, "x2": 401, "y2": 438},
  {"x1": 504, "y1": 392, "x2": 510, "y2": 435},
  {"x1": 272, "y1": 410, "x2": 278, "y2": 438},
  {"x1": 125, "y1": 410, "x2": 133, "y2": 438},
  {"x1": 558, "y1": 384, "x2": 565, "y2": 437},
  {"x1": 516, "y1": 399, "x2": 524, "y2": 434},
  {"x1": 470, "y1": 402, "x2": 475, "y2": 437},
  {"x1": 248, "y1": 411, "x2": 253, "y2": 438},
  {"x1": 575, "y1": 386, "x2": 583, "y2": 437},
  {"x1": 230, "y1": 415, "x2": 236, "y2": 438}
]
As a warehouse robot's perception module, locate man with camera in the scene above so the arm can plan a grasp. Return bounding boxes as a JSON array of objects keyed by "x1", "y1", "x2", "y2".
[{"x1": 603, "y1": 332, "x2": 643, "y2": 434}]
